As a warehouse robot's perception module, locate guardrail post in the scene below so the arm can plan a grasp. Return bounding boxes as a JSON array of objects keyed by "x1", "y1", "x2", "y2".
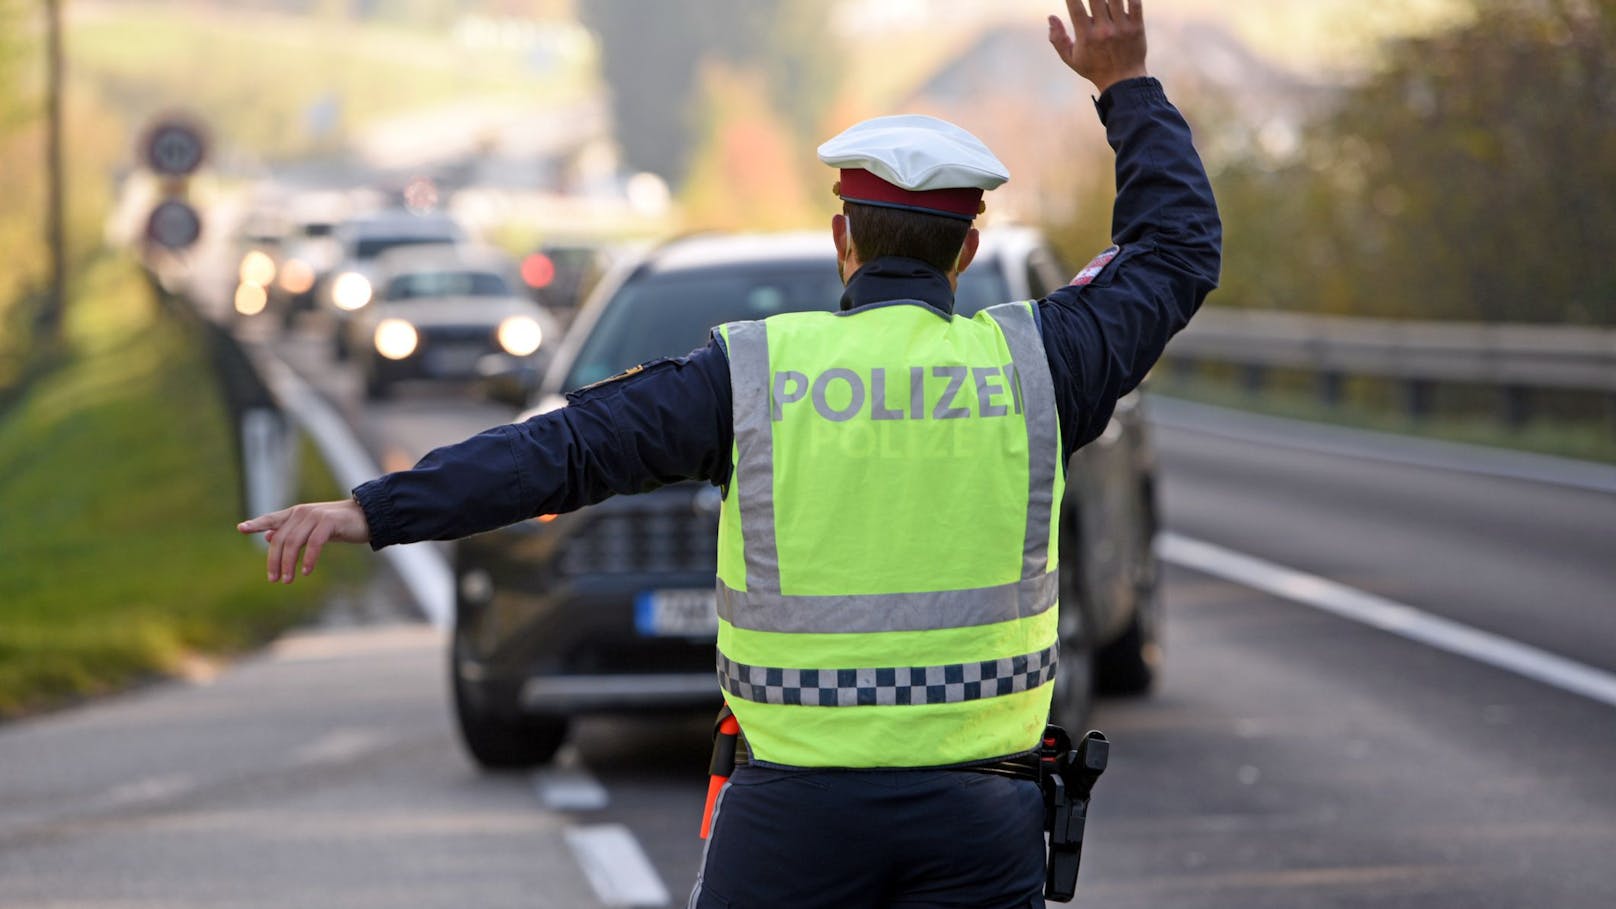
[
  {"x1": 1241, "y1": 364, "x2": 1266, "y2": 396},
  {"x1": 1317, "y1": 371, "x2": 1343, "y2": 409},
  {"x1": 1501, "y1": 385, "x2": 1532, "y2": 430},
  {"x1": 1403, "y1": 379, "x2": 1433, "y2": 422},
  {"x1": 241, "y1": 408, "x2": 294, "y2": 527}
]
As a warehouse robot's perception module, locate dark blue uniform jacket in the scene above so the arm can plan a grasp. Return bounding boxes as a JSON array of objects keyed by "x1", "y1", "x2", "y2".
[{"x1": 354, "y1": 78, "x2": 1221, "y2": 548}]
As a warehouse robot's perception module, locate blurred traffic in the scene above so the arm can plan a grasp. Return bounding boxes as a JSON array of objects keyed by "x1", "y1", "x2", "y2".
[{"x1": 4, "y1": 1, "x2": 1615, "y2": 907}]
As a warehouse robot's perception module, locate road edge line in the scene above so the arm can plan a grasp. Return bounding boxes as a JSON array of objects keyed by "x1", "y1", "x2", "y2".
[
  {"x1": 252, "y1": 349, "x2": 454, "y2": 629},
  {"x1": 1159, "y1": 532, "x2": 1616, "y2": 709}
]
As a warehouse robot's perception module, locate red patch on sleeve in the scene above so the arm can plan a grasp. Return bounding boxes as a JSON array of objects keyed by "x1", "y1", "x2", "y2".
[{"x1": 1070, "y1": 246, "x2": 1120, "y2": 287}]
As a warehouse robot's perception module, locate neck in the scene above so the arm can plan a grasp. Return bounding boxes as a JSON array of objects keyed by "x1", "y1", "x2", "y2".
[{"x1": 838, "y1": 257, "x2": 956, "y2": 316}]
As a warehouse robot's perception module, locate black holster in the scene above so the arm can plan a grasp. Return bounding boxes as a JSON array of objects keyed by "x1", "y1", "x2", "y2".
[{"x1": 1038, "y1": 725, "x2": 1109, "y2": 903}]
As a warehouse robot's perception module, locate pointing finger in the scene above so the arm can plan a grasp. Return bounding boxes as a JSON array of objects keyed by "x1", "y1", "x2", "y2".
[{"x1": 238, "y1": 508, "x2": 289, "y2": 535}]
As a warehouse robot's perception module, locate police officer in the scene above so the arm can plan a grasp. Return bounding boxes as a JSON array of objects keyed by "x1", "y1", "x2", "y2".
[{"x1": 240, "y1": 3, "x2": 1218, "y2": 906}]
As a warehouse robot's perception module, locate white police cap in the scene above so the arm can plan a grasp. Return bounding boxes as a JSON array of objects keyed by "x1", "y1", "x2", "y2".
[{"x1": 818, "y1": 114, "x2": 1009, "y2": 220}]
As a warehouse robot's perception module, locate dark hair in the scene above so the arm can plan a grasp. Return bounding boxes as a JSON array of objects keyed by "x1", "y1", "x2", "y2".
[{"x1": 845, "y1": 202, "x2": 971, "y2": 273}]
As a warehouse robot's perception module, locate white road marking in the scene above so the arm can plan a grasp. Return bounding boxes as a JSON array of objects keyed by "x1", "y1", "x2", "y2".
[
  {"x1": 253, "y1": 351, "x2": 454, "y2": 628},
  {"x1": 102, "y1": 773, "x2": 195, "y2": 807},
  {"x1": 533, "y1": 762, "x2": 610, "y2": 812},
  {"x1": 1149, "y1": 396, "x2": 1616, "y2": 495},
  {"x1": 292, "y1": 728, "x2": 390, "y2": 766},
  {"x1": 565, "y1": 823, "x2": 672, "y2": 907},
  {"x1": 1159, "y1": 532, "x2": 1616, "y2": 709}
]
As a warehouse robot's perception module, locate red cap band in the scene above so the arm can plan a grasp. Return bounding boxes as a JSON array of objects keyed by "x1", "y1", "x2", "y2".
[{"x1": 838, "y1": 169, "x2": 983, "y2": 220}]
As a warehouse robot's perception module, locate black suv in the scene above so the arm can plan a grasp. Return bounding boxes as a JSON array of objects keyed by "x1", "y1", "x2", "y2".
[{"x1": 451, "y1": 230, "x2": 1161, "y2": 768}]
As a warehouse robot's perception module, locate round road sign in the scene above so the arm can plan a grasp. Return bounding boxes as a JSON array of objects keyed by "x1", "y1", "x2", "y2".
[
  {"x1": 145, "y1": 200, "x2": 203, "y2": 250},
  {"x1": 143, "y1": 119, "x2": 208, "y2": 177}
]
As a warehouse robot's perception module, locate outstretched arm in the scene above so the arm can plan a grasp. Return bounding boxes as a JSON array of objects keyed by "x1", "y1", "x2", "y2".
[
  {"x1": 238, "y1": 339, "x2": 735, "y2": 583},
  {"x1": 1041, "y1": 0, "x2": 1222, "y2": 454}
]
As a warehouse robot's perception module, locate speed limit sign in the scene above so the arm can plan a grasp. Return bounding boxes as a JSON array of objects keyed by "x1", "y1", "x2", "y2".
[{"x1": 143, "y1": 119, "x2": 207, "y2": 178}]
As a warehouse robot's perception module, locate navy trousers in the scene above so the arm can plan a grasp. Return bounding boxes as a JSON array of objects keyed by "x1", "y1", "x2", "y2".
[{"x1": 688, "y1": 764, "x2": 1047, "y2": 909}]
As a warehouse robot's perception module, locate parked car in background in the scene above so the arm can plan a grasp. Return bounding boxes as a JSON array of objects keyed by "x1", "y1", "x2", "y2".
[
  {"x1": 347, "y1": 244, "x2": 559, "y2": 401},
  {"x1": 450, "y1": 229, "x2": 1162, "y2": 768},
  {"x1": 320, "y1": 209, "x2": 466, "y2": 358}
]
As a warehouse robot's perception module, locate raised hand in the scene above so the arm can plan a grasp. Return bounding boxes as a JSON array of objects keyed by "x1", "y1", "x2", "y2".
[
  {"x1": 1048, "y1": 0, "x2": 1149, "y2": 94},
  {"x1": 237, "y1": 499, "x2": 371, "y2": 584}
]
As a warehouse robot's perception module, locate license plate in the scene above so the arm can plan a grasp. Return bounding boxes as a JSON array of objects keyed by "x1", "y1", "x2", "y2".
[
  {"x1": 424, "y1": 343, "x2": 486, "y2": 375},
  {"x1": 634, "y1": 589, "x2": 719, "y2": 638}
]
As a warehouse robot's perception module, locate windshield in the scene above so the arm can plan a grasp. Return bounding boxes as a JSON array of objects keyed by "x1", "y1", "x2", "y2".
[
  {"x1": 561, "y1": 261, "x2": 1014, "y2": 391},
  {"x1": 953, "y1": 263, "x2": 1010, "y2": 317},
  {"x1": 564, "y1": 267, "x2": 842, "y2": 389},
  {"x1": 385, "y1": 270, "x2": 510, "y2": 301},
  {"x1": 354, "y1": 234, "x2": 457, "y2": 260}
]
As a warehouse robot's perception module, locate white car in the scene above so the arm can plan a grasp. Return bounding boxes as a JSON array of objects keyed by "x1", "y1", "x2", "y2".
[
  {"x1": 348, "y1": 244, "x2": 560, "y2": 400},
  {"x1": 321, "y1": 210, "x2": 467, "y2": 359}
]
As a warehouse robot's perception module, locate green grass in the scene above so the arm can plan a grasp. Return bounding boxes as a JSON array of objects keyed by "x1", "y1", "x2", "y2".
[
  {"x1": 1150, "y1": 366, "x2": 1616, "y2": 466},
  {"x1": 0, "y1": 258, "x2": 368, "y2": 717}
]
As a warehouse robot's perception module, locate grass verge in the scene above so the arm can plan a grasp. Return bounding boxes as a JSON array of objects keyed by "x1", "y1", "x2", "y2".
[
  {"x1": 0, "y1": 257, "x2": 369, "y2": 718},
  {"x1": 1149, "y1": 367, "x2": 1616, "y2": 466}
]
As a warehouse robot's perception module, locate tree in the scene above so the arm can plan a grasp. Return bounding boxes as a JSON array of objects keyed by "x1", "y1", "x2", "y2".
[
  {"x1": 578, "y1": 0, "x2": 838, "y2": 187},
  {"x1": 1211, "y1": 0, "x2": 1616, "y2": 324}
]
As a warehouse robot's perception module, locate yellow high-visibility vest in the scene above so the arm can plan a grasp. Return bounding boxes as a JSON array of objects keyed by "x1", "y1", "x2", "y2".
[{"x1": 715, "y1": 300, "x2": 1064, "y2": 767}]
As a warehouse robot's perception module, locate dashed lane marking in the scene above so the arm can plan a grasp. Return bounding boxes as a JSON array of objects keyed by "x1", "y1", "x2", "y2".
[
  {"x1": 565, "y1": 823, "x2": 672, "y2": 907},
  {"x1": 102, "y1": 773, "x2": 196, "y2": 807},
  {"x1": 533, "y1": 763, "x2": 610, "y2": 812},
  {"x1": 1160, "y1": 532, "x2": 1616, "y2": 709},
  {"x1": 292, "y1": 728, "x2": 391, "y2": 767}
]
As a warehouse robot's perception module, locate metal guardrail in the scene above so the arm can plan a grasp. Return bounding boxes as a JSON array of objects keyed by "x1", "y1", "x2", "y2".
[{"x1": 1167, "y1": 308, "x2": 1616, "y2": 393}]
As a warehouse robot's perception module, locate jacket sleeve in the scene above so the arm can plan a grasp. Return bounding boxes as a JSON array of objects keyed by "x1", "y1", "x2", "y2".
[
  {"x1": 1037, "y1": 76, "x2": 1222, "y2": 456},
  {"x1": 353, "y1": 337, "x2": 734, "y2": 549}
]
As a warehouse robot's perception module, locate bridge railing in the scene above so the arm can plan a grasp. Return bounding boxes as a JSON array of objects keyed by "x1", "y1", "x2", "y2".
[{"x1": 1162, "y1": 307, "x2": 1616, "y2": 424}]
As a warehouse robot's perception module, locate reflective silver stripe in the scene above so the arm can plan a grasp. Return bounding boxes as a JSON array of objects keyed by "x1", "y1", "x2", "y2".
[
  {"x1": 725, "y1": 320, "x2": 781, "y2": 594},
  {"x1": 717, "y1": 572, "x2": 1057, "y2": 634},
  {"x1": 717, "y1": 643, "x2": 1059, "y2": 707},
  {"x1": 987, "y1": 302, "x2": 1060, "y2": 577}
]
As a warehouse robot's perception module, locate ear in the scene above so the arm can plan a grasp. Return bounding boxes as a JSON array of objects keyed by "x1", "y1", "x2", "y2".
[
  {"x1": 832, "y1": 213, "x2": 852, "y2": 262},
  {"x1": 954, "y1": 227, "x2": 981, "y2": 275}
]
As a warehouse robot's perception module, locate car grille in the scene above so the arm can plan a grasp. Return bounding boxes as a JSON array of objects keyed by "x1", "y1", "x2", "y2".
[
  {"x1": 558, "y1": 505, "x2": 719, "y2": 575},
  {"x1": 422, "y1": 324, "x2": 494, "y2": 346}
]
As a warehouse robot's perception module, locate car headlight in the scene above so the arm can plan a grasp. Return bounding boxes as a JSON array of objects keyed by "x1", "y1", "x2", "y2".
[
  {"x1": 278, "y1": 258, "x2": 316, "y2": 294},
  {"x1": 374, "y1": 318, "x2": 418, "y2": 360},
  {"x1": 331, "y1": 272, "x2": 372, "y2": 311},
  {"x1": 234, "y1": 282, "x2": 268, "y2": 315},
  {"x1": 497, "y1": 315, "x2": 544, "y2": 357},
  {"x1": 239, "y1": 250, "x2": 276, "y2": 288}
]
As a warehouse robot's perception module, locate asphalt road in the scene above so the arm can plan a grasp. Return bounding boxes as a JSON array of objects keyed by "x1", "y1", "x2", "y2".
[{"x1": 3, "y1": 315, "x2": 1614, "y2": 907}]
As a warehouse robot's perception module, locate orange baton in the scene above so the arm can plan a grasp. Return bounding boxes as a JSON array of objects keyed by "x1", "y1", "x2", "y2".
[{"x1": 700, "y1": 705, "x2": 742, "y2": 839}]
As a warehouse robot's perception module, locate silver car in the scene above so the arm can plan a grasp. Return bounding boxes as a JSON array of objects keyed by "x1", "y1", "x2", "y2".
[{"x1": 348, "y1": 244, "x2": 559, "y2": 400}]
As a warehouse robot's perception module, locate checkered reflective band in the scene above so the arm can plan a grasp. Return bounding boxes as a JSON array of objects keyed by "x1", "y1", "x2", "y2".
[{"x1": 716, "y1": 644, "x2": 1059, "y2": 707}]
